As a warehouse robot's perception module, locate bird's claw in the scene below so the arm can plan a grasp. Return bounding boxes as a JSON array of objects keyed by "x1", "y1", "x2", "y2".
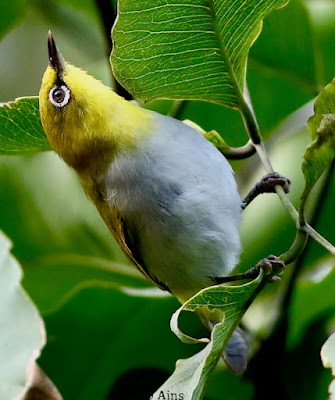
[
  {"x1": 259, "y1": 172, "x2": 291, "y2": 194},
  {"x1": 255, "y1": 255, "x2": 285, "y2": 282},
  {"x1": 242, "y1": 172, "x2": 291, "y2": 210}
]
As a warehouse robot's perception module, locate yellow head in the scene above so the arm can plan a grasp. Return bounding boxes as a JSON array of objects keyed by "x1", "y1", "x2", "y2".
[{"x1": 39, "y1": 32, "x2": 152, "y2": 175}]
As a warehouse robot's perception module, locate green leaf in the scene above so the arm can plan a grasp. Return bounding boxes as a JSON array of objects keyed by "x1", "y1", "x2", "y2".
[
  {"x1": 0, "y1": 231, "x2": 44, "y2": 399},
  {"x1": 111, "y1": 0, "x2": 288, "y2": 108},
  {"x1": 300, "y1": 79, "x2": 335, "y2": 208},
  {"x1": 301, "y1": 114, "x2": 335, "y2": 204},
  {"x1": 38, "y1": 284, "x2": 195, "y2": 400},
  {"x1": 22, "y1": 253, "x2": 153, "y2": 315},
  {"x1": 321, "y1": 332, "x2": 335, "y2": 400},
  {"x1": 0, "y1": 0, "x2": 27, "y2": 38},
  {"x1": 151, "y1": 270, "x2": 264, "y2": 400},
  {"x1": 0, "y1": 97, "x2": 51, "y2": 154},
  {"x1": 308, "y1": 78, "x2": 335, "y2": 140},
  {"x1": 203, "y1": 129, "x2": 231, "y2": 153}
]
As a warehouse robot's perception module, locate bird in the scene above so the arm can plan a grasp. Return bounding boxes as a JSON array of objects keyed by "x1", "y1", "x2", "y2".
[{"x1": 39, "y1": 32, "x2": 289, "y2": 375}]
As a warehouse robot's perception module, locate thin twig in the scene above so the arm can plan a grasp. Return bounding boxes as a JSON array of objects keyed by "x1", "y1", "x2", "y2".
[
  {"x1": 219, "y1": 140, "x2": 256, "y2": 159},
  {"x1": 303, "y1": 224, "x2": 335, "y2": 254},
  {"x1": 253, "y1": 142, "x2": 335, "y2": 254},
  {"x1": 247, "y1": 161, "x2": 335, "y2": 399},
  {"x1": 281, "y1": 161, "x2": 335, "y2": 322},
  {"x1": 280, "y1": 230, "x2": 308, "y2": 265}
]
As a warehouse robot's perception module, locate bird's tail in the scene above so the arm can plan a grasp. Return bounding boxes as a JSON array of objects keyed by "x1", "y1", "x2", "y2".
[
  {"x1": 223, "y1": 327, "x2": 250, "y2": 375},
  {"x1": 200, "y1": 311, "x2": 250, "y2": 375}
]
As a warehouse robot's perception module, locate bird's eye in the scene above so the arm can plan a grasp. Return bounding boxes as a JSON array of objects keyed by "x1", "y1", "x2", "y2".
[{"x1": 49, "y1": 85, "x2": 71, "y2": 108}]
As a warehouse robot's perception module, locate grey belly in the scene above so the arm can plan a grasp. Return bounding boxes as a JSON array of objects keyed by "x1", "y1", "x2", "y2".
[{"x1": 99, "y1": 113, "x2": 242, "y2": 301}]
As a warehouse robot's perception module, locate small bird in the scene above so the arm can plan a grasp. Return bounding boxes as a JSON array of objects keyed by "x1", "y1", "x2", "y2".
[{"x1": 39, "y1": 33, "x2": 289, "y2": 374}]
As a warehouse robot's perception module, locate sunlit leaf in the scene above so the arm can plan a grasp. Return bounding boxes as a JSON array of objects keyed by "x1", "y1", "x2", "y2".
[
  {"x1": 111, "y1": 0, "x2": 288, "y2": 108},
  {"x1": 0, "y1": 97, "x2": 51, "y2": 154}
]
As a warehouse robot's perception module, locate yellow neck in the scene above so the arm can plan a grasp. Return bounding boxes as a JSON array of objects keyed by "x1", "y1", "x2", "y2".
[{"x1": 40, "y1": 64, "x2": 154, "y2": 175}]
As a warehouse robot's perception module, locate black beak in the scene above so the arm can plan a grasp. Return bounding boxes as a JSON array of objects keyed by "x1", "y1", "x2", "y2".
[{"x1": 48, "y1": 31, "x2": 65, "y2": 76}]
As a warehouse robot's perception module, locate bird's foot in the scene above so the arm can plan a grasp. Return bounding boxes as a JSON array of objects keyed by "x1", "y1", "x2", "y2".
[
  {"x1": 242, "y1": 172, "x2": 291, "y2": 209},
  {"x1": 257, "y1": 172, "x2": 291, "y2": 194},
  {"x1": 251, "y1": 255, "x2": 285, "y2": 282},
  {"x1": 214, "y1": 255, "x2": 285, "y2": 284}
]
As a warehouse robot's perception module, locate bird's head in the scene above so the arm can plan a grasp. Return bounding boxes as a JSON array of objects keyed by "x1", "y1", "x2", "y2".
[{"x1": 39, "y1": 32, "x2": 151, "y2": 174}]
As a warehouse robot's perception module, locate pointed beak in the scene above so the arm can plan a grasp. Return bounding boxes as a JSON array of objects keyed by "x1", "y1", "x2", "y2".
[{"x1": 48, "y1": 31, "x2": 65, "y2": 76}]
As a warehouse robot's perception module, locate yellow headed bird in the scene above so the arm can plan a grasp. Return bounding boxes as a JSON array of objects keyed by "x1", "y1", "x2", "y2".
[{"x1": 39, "y1": 33, "x2": 288, "y2": 374}]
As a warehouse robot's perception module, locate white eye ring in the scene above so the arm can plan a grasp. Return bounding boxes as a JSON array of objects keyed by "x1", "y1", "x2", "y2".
[{"x1": 49, "y1": 85, "x2": 71, "y2": 108}]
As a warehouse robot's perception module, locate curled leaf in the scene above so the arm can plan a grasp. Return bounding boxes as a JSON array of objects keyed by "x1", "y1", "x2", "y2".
[{"x1": 152, "y1": 270, "x2": 263, "y2": 400}]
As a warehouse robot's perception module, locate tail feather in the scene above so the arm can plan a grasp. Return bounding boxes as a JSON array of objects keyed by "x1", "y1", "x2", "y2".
[
  {"x1": 198, "y1": 311, "x2": 251, "y2": 375},
  {"x1": 223, "y1": 327, "x2": 250, "y2": 375}
]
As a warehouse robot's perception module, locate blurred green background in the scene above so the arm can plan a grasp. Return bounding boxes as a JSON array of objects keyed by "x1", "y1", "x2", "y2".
[{"x1": 1, "y1": 0, "x2": 335, "y2": 399}]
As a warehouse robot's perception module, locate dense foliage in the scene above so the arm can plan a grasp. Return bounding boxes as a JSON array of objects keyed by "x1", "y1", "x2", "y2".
[{"x1": 1, "y1": 0, "x2": 335, "y2": 399}]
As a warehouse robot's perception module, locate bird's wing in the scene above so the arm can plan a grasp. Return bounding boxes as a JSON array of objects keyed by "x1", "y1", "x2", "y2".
[
  {"x1": 97, "y1": 200, "x2": 169, "y2": 292},
  {"x1": 120, "y1": 213, "x2": 171, "y2": 292}
]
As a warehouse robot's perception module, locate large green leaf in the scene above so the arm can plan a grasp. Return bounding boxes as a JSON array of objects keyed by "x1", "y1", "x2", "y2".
[
  {"x1": 151, "y1": 270, "x2": 264, "y2": 400},
  {"x1": 321, "y1": 332, "x2": 335, "y2": 400},
  {"x1": 0, "y1": 231, "x2": 44, "y2": 399},
  {"x1": 38, "y1": 284, "x2": 197, "y2": 400},
  {"x1": 0, "y1": 97, "x2": 51, "y2": 154},
  {"x1": 22, "y1": 253, "x2": 152, "y2": 315},
  {"x1": 111, "y1": 0, "x2": 288, "y2": 108}
]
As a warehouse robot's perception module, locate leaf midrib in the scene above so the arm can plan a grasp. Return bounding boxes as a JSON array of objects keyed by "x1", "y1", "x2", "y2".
[{"x1": 206, "y1": 0, "x2": 246, "y2": 110}]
